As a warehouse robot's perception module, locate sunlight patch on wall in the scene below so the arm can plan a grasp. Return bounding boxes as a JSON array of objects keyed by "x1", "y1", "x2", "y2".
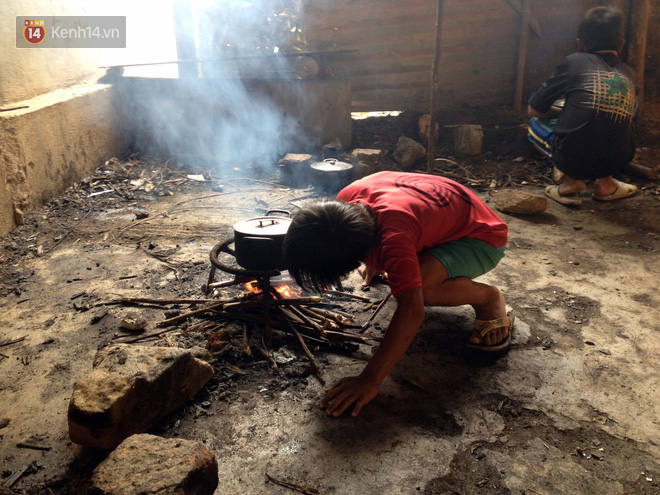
[{"x1": 351, "y1": 111, "x2": 403, "y2": 120}]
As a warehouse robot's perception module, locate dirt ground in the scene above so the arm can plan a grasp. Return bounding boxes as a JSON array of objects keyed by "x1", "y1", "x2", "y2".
[{"x1": 1, "y1": 116, "x2": 660, "y2": 494}]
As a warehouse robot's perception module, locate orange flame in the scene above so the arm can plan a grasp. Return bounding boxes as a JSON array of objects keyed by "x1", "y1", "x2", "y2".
[
  {"x1": 275, "y1": 284, "x2": 303, "y2": 298},
  {"x1": 245, "y1": 281, "x2": 261, "y2": 294},
  {"x1": 243, "y1": 281, "x2": 302, "y2": 298}
]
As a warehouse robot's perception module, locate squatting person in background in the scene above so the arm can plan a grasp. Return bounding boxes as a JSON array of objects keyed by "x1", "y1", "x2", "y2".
[{"x1": 527, "y1": 5, "x2": 638, "y2": 206}]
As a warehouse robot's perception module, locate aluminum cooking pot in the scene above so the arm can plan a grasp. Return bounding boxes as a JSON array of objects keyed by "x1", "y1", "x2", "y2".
[
  {"x1": 233, "y1": 210, "x2": 291, "y2": 271},
  {"x1": 310, "y1": 158, "x2": 354, "y2": 192}
]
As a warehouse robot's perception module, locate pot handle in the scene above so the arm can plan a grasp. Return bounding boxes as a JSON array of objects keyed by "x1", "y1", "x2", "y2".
[{"x1": 266, "y1": 209, "x2": 291, "y2": 218}]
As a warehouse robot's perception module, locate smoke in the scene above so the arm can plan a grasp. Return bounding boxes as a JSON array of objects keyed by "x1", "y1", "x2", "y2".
[{"x1": 121, "y1": 0, "x2": 318, "y2": 172}]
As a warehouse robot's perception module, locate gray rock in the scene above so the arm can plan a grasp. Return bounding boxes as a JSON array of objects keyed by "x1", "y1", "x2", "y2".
[
  {"x1": 92, "y1": 434, "x2": 219, "y2": 495},
  {"x1": 454, "y1": 125, "x2": 483, "y2": 155},
  {"x1": 278, "y1": 153, "x2": 313, "y2": 187},
  {"x1": 393, "y1": 136, "x2": 426, "y2": 169},
  {"x1": 495, "y1": 189, "x2": 547, "y2": 215},
  {"x1": 68, "y1": 344, "x2": 213, "y2": 449}
]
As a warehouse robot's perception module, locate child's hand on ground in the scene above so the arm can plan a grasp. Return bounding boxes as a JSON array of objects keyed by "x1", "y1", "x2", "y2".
[
  {"x1": 357, "y1": 265, "x2": 388, "y2": 287},
  {"x1": 320, "y1": 375, "x2": 379, "y2": 417}
]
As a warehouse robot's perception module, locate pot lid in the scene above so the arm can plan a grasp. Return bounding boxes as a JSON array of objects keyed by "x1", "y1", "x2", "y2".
[
  {"x1": 233, "y1": 215, "x2": 291, "y2": 236},
  {"x1": 311, "y1": 158, "x2": 353, "y2": 172}
]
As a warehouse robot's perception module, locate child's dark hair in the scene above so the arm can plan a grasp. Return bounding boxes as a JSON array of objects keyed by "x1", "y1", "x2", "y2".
[
  {"x1": 283, "y1": 200, "x2": 375, "y2": 292},
  {"x1": 578, "y1": 6, "x2": 624, "y2": 53}
]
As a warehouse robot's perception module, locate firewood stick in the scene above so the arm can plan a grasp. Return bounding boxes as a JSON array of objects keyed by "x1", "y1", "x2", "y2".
[
  {"x1": 217, "y1": 311, "x2": 357, "y2": 347},
  {"x1": 119, "y1": 326, "x2": 182, "y2": 344},
  {"x1": 360, "y1": 293, "x2": 392, "y2": 333},
  {"x1": 298, "y1": 306, "x2": 340, "y2": 334},
  {"x1": 220, "y1": 311, "x2": 321, "y2": 339},
  {"x1": 16, "y1": 442, "x2": 51, "y2": 451},
  {"x1": 328, "y1": 308, "x2": 354, "y2": 319},
  {"x1": 122, "y1": 296, "x2": 233, "y2": 305},
  {"x1": 363, "y1": 300, "x2": 378, "y2": 311},
  {"x1": 265, "y1": 472, "x2": 320, "y2": 495},
  {"x1": 324, "y1": 289, "x2": 373, "y2": 302},
  {"x1": 324, "y1": 330, "x2": 379, "y2": 344},
  {"x1": 261, "y1": 296, "x2": 272, "y2": 349},
  {"x1": 304, "y1": 307, "x2": 336, "y2": 328},
  {"x1": 364, "y1": 295, "x2": 393, "y2": 311},
  {"x1": 283, "y1": 307, "x2": 329, "y2": 340},
  {"x1": 303, "y1": 306, "x2": 352, "y2": 325},
  {"x1": 275, "y1": 307, "x2": 324, "y2": 380},
  {"x1": 295, "y1": 306, "x2": 324, "y2": 324},
  {"x1": 281, "y1": 296, "x2": 323, "y2": 304},
  {"x1": 0, "y1": 336, "x2": 26, "y2": 348},
  {"x1": 157, "y1": 302, "x2": 226, "y2": 327},
  {"x1": 223, "y1": 297, "x2": 322, "y2": 311},
  {"x1": 219, "y1": 311, "x2": 278, "y2": 326},
  {"x1": 208, "y1": 279, "x2": 241, "y2": 289},
  {"x1": 291, "y1": 306, "x2": 329, "y2": 334},
  {"x1": 624, "y1": 161, "x2": 658, "y2": 180},
  {"x1": 279, "y1": 307, "x2": 307, "y2": 326},
  {"x1": 242, "y1": 322, "x2": 252, "y2": 357},
  {"x1": 255, "y1": 341, "x2": 277, "y2": 369}
]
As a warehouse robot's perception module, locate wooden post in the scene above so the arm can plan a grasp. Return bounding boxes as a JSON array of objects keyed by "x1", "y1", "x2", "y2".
[
  {"x1": 513, "y1": 0, "x2": 532, "y2": 113},
  {"x1": 427, "y1": 0, "x2": 446, "y2": 174},
  {"x1": 626, "y1": 0, "x2": 650, "y2": 113}
]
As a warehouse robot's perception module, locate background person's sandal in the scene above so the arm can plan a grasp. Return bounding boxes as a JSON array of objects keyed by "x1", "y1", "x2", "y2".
[
  {"x1": 545, "y1": 185, "x2": 583, "y2": 205},
  {"x1": 592, "y1": 179, "x2": 637, "y2": 201}
]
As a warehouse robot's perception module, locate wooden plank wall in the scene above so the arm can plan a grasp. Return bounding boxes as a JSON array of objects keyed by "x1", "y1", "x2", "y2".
[
  {"x1": 643, "y1": 1, "x2": 659, "y2": 102},
  {"x1": 303, "y1": 0, "x2": 634, "y2": 113}
]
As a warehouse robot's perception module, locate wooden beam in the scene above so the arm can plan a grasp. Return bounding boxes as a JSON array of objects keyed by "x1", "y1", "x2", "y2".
[
  {"x1": 626, "y1": 0, "x2": 651, "y2": 113},
  {"x1": 427, "y1": 0, "x2": 446, "y2": 174},
  {"x1": 513, "y1": 0, "x2": 532, "y2": 113}
]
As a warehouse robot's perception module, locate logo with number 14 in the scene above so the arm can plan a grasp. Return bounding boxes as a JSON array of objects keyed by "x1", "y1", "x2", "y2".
[{"x1": 24, "y1": 20, "x2": 46, "y2": 44}]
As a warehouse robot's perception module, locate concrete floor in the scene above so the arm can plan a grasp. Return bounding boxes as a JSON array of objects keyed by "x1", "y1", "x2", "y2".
[{"x1": 0, "y1": 165, "x2": 659, "y2": 494}]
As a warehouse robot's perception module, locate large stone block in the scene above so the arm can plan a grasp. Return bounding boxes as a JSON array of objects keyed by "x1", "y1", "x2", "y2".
[
  {"x1": 92, "y1": 434, "x2": 219, "y2": 495},
  {"x1": 68, "y1": 344, "x2": 213, "y2": 450},
  {"x1": 278, "y1": 153, "x2": 313, "y2": 187}
]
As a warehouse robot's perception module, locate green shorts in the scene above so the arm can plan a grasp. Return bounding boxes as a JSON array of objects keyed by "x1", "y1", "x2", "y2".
[{"x1": 425, "y1": 238, "x2": 505, "y2": 280}]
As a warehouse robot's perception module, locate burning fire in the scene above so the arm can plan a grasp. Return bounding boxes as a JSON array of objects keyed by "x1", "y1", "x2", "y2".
[
  {"x1": 275, "y1": 284, "x2": 302, "y2": 298},
  {"x1": 244, "y1": 281, "x2": 303, "y2": 298}
]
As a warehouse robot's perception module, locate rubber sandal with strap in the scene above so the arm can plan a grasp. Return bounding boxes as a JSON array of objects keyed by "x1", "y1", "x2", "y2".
[
  {"x1": 592, "y1": 179, "x2": 637, "y2": 201},
  {"x1": 466, "y1": 312, "x2": 515, "y2": 352},
  {"x1": 545, "y1": 185, "x2": 582, "y2": 206}
]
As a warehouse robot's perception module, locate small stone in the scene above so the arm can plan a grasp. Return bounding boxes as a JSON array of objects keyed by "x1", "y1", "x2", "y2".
[
  {"x1": 495, "y1": 189, "x2": 547, "y2": 215},
  {"x1": 92, "y1": 309, "x2": 108, "y2": 324},
  {"x1": 13, "y1": 207, "x2": 25, "y2": 226}
]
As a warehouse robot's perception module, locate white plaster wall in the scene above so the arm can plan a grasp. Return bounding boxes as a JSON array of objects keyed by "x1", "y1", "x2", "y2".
[{"x1": 0, "y1": 0, "x2": 178, "y2": 106}]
